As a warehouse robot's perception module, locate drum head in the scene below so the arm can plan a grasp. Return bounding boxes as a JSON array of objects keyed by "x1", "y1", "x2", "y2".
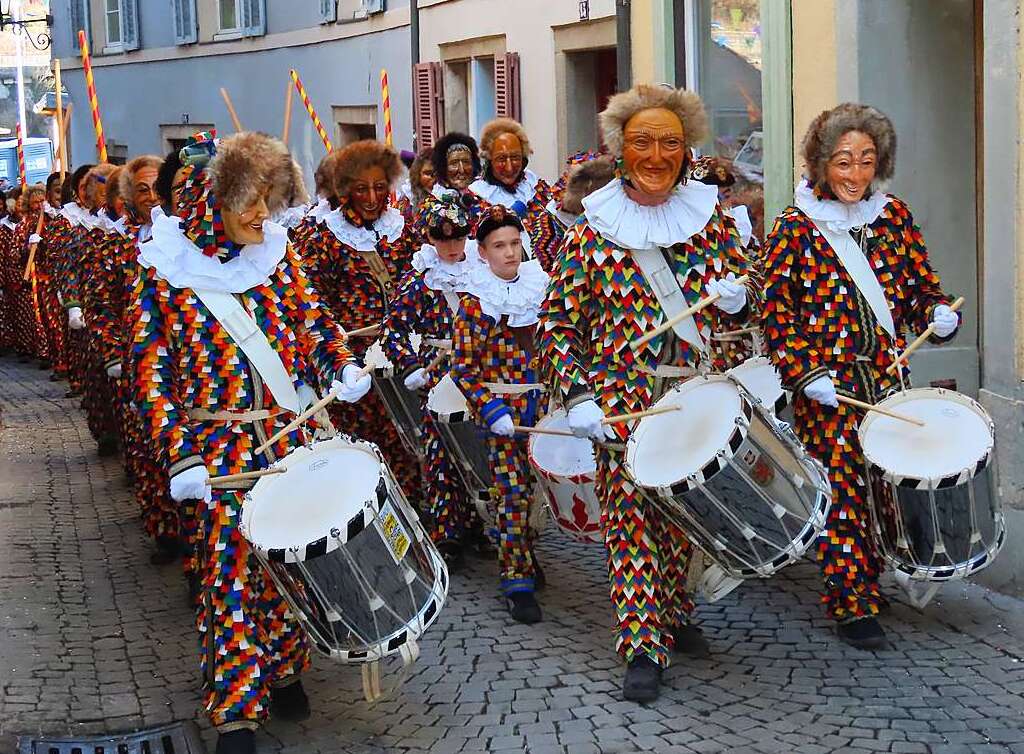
[
  {"x1": 242, "y1": 437, "x2": 381, "y2": 559},
  {"x1": 860, "y1": 388, "x2": 994, "y2": 483},
  {"x1": 627, "y1": 376, "x2": 744, "y2": 489},
  {"x1": 727, "y1": 357, "x2": 786, "y2": 412},
  {"x1": 530, "y1": 410, "x2": 596, "y2": 479},
  {"x1": 426, "y1": 374, "x2": 470, "y2": 421}
]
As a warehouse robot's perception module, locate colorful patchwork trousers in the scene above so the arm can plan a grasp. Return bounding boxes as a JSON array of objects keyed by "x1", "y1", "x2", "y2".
[
  {"x1": 36, "y1": 275, "x2": 67, "y2": 372},
  {"x1": 792, "y1": 394, "x2": 883, "y2": 621},
  {"x1": 82, "y1": 338, "x2": 119, "y2": 446},
  {"x1": 487, "y1": 433, "x2": 536, "y2": 594},
  {"x1": 423, "y1": 408, "x2": 471, "y2": 545},
  {"x1": 595, "y1": 446, "x2": 694, "y2": 668},
  {"x1": 196, "y1": 489, "x2": 309, "y2": 728}
]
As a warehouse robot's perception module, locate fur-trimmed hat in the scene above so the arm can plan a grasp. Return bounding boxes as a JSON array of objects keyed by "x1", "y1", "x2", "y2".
[
  {"x1": 801, "y1": 102, "x2": 896, "y2": 187},
  {"x1": 208, "y1": 131, "x2": 308, "y2": 215},
  {"x1": 104, "y1": 166, "x2": 126, "y2": 216},
  {"x1": 600, "y1": 84, "x2": 709, "y2": 159},
  {"x1": 118, "y1": 155, "x2": 163, "y2": 213},
  {"x1": 561, "y1": 155, "x2": 616, "y2": 215},
  {"x1": 330, "y1": 139, "x2": 403, "y2": 199},
  {"x1": 479, "y1": 118, "x2": 532, "y2": 161},
  {"x1": 432, "y1": 132, "x2": 481, "y2": 186},
  {"x1": 82, "y1": 163, "x2": 118, "y2": 211}
]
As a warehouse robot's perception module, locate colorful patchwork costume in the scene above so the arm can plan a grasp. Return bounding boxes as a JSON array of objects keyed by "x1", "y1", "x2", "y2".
[
  {"x1": 130, "y1": 134, "x2": 357, "y2": 733},
  {"x1": 761, "y1": 180, "x2": 958, "y2": 621},
  {"x1": 539, "y1": 177, "x2": 754, "y2": 667}
]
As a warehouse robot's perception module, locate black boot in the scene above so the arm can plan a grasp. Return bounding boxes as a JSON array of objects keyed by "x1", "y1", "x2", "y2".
[
  {"x1": 97, "y1": 436, "x2": 119, "y2": 457},
  {"x1": 671, "y1": 623, "x2": 710, "y2": 658},
  {"x1": 506, "y1": 591, "x2": 542, "y2": 624},
  {"x1": 216, "y1": 729, "x2": 255, "y2": 754},
  {"x1": 837, "y1": 616, "x2": 888, "y2": 650},
  {"x1": 37, "y1": 359, "x2": 51, "y2": 370},
  {"x1": 150, "y1": 535, "x2": 182, "y2": 565},
  {"x1": 270, "y1": 679, "x2": 311, "y2": 722},
  {"x1": 186, "y1": 572, "x2": 202, "y2": 607},
  {"x1": 622, "y1": 655, "x2": 662, "y2": 703}
]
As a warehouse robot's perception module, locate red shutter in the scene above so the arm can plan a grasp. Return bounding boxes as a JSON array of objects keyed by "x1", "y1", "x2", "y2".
[
  {"x1": 495, "y1": 52, "x2": 522, "y2": 122},
  {"x1": 413, "y1": 62, "x2": 445, "y2": 150}
]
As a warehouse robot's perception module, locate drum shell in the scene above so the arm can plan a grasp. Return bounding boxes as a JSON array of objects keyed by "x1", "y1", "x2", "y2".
[{"x1": 372, "y1": 367, "x2": 426, "y2": 460}]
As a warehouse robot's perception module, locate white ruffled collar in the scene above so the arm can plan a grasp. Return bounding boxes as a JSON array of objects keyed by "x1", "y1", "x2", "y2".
[
  {"x1": 323, "y1": 206, "x2": 404, "y2": 252},
  {"x1": 727, "y1": 204, "x2": 753, "y2": 247},
  {"x1": 44, "y1": 202, "x2": 59, "y2": 218},
  {"x1": 546, "y1": 199, "x2": 578, "y2": 230},
  {"x1": 469, "y1": 169, "x2": 541, "y2": 209},
  {"x1": 794, "y1": 179, "x2": 890, "y2": 232},
  {"x1": 138, "y1": 211, "x2": 288, "y2": 293},
  {"x1": 411, "y1": 241, "x2": 483, "y2": 293},
  {"x1": 308, "y1": 197, "x2": 332, "y2": 223},
  {"x1": 96, "y1": 213, "x2": 127, "y2": 236},
  {"x1": 432, "y1": 183, "x2": 457, "y2": 200},
  {"x1": 274, "y1": 204, "x2": 309, "y2": 229},
  {"x1": 582, "y1": 179, "x2": 720, "y2": 250},
  {"x1": 78, "y1": 210, "x2": 102, "y2": 231},
  {"x1": 0, "y1": 217, "x2": 15, "y2": 231},
  {"x1": 468, "y1": 259, "x2": 549, "y2": 327},
  {"x1": 59, "y1": 202, "x2": 83, "y2": 227}
]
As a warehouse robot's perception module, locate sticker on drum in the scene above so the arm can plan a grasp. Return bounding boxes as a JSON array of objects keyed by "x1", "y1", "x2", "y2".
[{"x1": 377, "y1": 500, "x2": 412, "y2": 564}]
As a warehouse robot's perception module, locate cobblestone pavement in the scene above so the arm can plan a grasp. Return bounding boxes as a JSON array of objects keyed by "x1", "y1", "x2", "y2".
[{"x1": 0, "y1": 357, "x2": 1022, "y2": 754}]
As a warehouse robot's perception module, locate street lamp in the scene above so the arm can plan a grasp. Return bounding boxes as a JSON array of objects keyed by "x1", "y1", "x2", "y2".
[{"x1": 0, "y1": 0, "x2": 53, "y2": 51}]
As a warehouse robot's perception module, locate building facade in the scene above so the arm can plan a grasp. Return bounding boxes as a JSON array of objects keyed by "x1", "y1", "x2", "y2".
[{"x1": 52, "y1": 0, "x2": 415, "y2": 181}]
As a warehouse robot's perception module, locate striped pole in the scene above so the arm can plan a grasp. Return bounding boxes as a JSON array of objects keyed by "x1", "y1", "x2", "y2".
[
  {"x1": 78, "y1": 30, "x2": 107, "y2": 163},
  {"x1": 290, "y1": 69, "x2": 332, "y2": 154},
  {"x1": 15, "y1": 123, "x2": 25, "y2": 185},
  {"x1": 380, "y1": 69, "x2": 393, "y2": 147}
]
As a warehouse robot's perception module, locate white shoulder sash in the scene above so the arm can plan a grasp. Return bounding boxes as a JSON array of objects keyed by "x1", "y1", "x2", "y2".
[
  {"x1": 192, "y1": 288, "x2": 303, "y2": 414},
  {"x1": 808, "y1": 218, "x2": 896, "y2": 338},
  {"x1": 631, "y1": 245, "x2": 707, "y2": 354}
]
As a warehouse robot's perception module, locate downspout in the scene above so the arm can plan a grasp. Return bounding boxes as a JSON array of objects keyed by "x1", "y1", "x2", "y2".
[{"x1": 616, "y1": 0, "x2": 632, "y2": 89}]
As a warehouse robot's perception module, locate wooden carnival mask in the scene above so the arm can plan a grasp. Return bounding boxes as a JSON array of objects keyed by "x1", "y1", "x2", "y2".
[
  {"x1": 222, "y1": 183, "x2": 270, "y2": 247},
  {"x1": 490, "y1": 132, "x2": 525, "y2": 188},
  {"x1": 622, "y1": 107, "x2": 687, "y2": 201},
  {"x1": 349, "y1": 164, "x2": 389, "y2": 222}
]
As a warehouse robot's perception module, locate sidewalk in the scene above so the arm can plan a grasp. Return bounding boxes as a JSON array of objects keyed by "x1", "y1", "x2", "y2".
[{"x1": 0, "y1": 358, "x2": 1021, "y2": 754}]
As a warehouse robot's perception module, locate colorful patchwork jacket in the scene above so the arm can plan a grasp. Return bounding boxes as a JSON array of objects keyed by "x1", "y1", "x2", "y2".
[
  {"x1": 761, "y1": 186, "x2": 957, "y2": 399},
  {"x1": 538, "y1": 180, "x2": 754, "y2": 441},
  {"x1": 86, "y1": 215, "x2": 146, "y2": 371},
  {"x1": 469, "y1": 171, "x2": 557, "y2": 265},
  {"x1": 130, "y1": 219, "x2": 355, "y2": 480}
]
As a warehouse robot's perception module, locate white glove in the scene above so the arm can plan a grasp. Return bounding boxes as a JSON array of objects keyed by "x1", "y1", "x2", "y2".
[
  {"x1": 803, "y1": 375, "x2": 839, "y2": 408},
  {"x1": 931, "y1": 305, "x2": 959, "y2": 339},
  {"x1": 567, "y1": 399, "x2": 607, "y2": 441},
  {"x1": 331, "y1": 364, "x2": 372, "y2": 404},
  {"x1": 490, "y1": 414, "x2": 515, "y2": 437},
  {"x1": 28, "y1": 233, "x2": 41, "y2": 244},
  {"x1": 403, "y1": 367, "x2": 429, "y2": 391},
  {"x1": 68, "y1": 306, "x2": 85, "y2": 330},
  {"x1": 106, "y1": 363, "x2": 122, "y2": 379},
  {"x1": 708, "y1": 273, "x2": 747, "y2": 315},
  {"x1": 169, "y1": 465, "x2": 210, "y2": 503}
]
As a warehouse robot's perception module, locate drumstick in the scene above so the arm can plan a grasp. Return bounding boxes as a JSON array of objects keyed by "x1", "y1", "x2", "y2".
[
  {"x1": 836, "y1": 395, "x2": 925, "y2": 427},
  {"x1": 887, "y1": 296, "x2": 965, "y2": 374},
  {"x1": 220, "y1": 87, "x2": 243, "y2": 132},
  {"x1": 512, "y1": 406, "x2": 682, "y2": 436},
  {"x1": 209, "y1": 467, "x2": 287, "y2": 487},
  {"x1": 281, "y1": 79, "x2": 294, "y2": 144},
  {"x1": 253, "y1": 392, "x2": 337, "y2": 455},
  {"x1": 424, "y1": 347, "x2": 449, "y2": 374},
  {"x1": 631, "y1": 275, "x2": 750, "y2": 350},
  {"x1": 513, "y1": 424, "x2": 574, "y2": 437},
  {"x1": 344, "y1": 324, "x2": 381, "y2": 339},
  {"x1": 22, "y1": 210, "x2": 46, "y2": 281},
  {"x1": 711, "y1": 325, "x2": 760, "y2": 340}
]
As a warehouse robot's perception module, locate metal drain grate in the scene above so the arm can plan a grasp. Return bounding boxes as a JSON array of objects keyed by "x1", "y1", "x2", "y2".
[{"x1": 18, "y1": 721, "x2": 205, "y2": 754}]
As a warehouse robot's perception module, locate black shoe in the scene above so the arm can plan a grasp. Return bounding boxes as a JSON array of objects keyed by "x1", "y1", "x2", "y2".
[
  {"x1": 270, "y1": 679, "x2": 311, "y2": 722},
  {"x1": 506, "y1": 591, "x2": 542, "y2": 624},
  {"x1": 216, "y1": 729, "x2": 255, "y2": 754},
  {"x1": 437, "y1": 541, "x2": 465, "y2": 572},
  {"x1": 622, "y1": 655, "x2": 662, "y2": 703},
  {"x1": 671, "y1": 623, "x2": 710, "y2": 658},
  {"x1": 532, "y1": 553, "x2": 546, "y2": 591},
  {"x1": 37, "y1": 360, "x2": 50, "y2": 370},
  {"x1": 837, "y1": 616, "x2": 888, "y2": 650},
  {"x1": 17, "y1": 354, "x2": 29, "y2": 363},
  {"x1": 150, "y1": 535, "x2": 182, "y2": 565},
  {"x1": 97, "y1": 436, "x2": 119, "y2": 457},
  {"x1": 187, "y1": 572, "x2": 202, "y2": 607}
]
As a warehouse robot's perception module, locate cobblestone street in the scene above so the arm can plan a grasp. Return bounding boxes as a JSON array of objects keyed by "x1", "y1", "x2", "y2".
[{"x1": 0, "y1": 358, "x2": 1022, "y2": 754}]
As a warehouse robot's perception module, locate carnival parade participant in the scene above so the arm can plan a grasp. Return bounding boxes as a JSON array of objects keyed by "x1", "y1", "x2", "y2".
[
  {"x1": 7, "y1": 185, "x2": 46, "y2": 365},
  {"x1": 469, "y1": 118, "x2": 556, "y2": 265},
  {"x1": 382, "y1": 195, "x2": 482, "y2": 566},
  {"x1": 36, "y1": 172, "x2": 69, "y2": 381},
  {"x1": 0, "y1": 190, "x2": 10, "y2": 353},
  {"x1": 130, "y1": 131, "x2": 371, "y2": 754},
  {"x1": 0, "y1": 188, "x2": 23, "y2": 359},
  {"x1": 539, "y1": 84, "x2": 754, "y2": 701},
  {"x1": 399, "y1": 145, "x2": 435, "y2": 232},
  {"x1": 451, "y1": 206, "x2": 549, "y2": 623},
  {"x1": 761, "y1": 103, "x2": 960, "y2": 650},
  {"x1": 540, "y1": 155, "x2": 617, "y2": 251},
  {"x1": 297, "y1": 139, "x2": 423, "y2": 501},
  {"x1": 420, "y1": 132, "x2": 487, "y2": 233}
]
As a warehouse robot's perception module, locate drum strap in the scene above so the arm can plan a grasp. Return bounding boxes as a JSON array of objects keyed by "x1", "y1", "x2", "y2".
[
  {"x1": 808, "y1": 219, "x2": 896, "y2": 339},
  {"x1": 191, "y1": 288, "x2": 302, "y2": 414},
  {"x1": 441, "y1": 291, "x2": 461, "y2": 314},
  {"x1": 631, "y1": 245, "x2": 708, "y2": 355},
  {"x1": 484, "y1": 382, "x2": 546, "y2": 394},
  {"x1": 190, "y1": 407, "x2": 284, "y2": 422},
  {"x1": 422, "y1": 337, "x2": 452, "y2": 351}
]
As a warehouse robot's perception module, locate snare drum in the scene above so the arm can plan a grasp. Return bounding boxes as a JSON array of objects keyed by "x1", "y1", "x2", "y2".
[
  {"x1": 364, "y1": 342, "x2": 425, "y2": 459},
  {"x1": 239, "y1": 435, "x2": 448, "y2": 663},
  {"x1": 528, "y1": 410, "x2": 602, "y2": 543},
  {"x1": 860, "y1": 387, "x2": 1006, "y2": 583},
  {"x1": 625, "y1": 374, "x2": 831, "y2": 579},
  {"x1": 727, "y1": 356, "x2": 790, "y2": 418}
]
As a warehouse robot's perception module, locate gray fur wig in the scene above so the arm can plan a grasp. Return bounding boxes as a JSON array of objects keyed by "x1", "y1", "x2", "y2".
[
  {"x1": 599, "y1": 84, "x2": 709, "y2": 158},
  {"x1": 208, "y1": 132, "x2": 308, "y2": 214},
  {"x1": 801, "y1": 103, "x2": 896, "y2": 187}
]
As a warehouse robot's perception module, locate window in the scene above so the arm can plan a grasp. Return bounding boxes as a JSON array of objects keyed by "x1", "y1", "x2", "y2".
[
  {"x1": 332, "y1": 106, "x2": 378, "y2": 148},
  {"x1": 104, "y1": 0, "x2": 121, "y2": 46},
  {"x1": 172, "y1": 0, "x2": 198, "y2": 44},
  {"x1": 444, "y1": 56, "x2": 500, "y2": 140},
  {"x1": 216, "y1": 0, "x2": 265, "y2": 38},
  {"x1": 70, "y1": 0, "x2": 90, "y2": 51},
  {"x1": 100, "y1": 0, "x2": 138, "y2": 53},
  {"x1": 219, "y1": 0, "x2": 239, "y2": 32}
]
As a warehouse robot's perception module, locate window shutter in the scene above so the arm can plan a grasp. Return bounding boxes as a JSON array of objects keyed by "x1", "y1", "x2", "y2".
[
  {"x1": 120, "y1": 0, "x2": 139, "y2": 50},
  {"x1": 69, "y1": 0, "x2": 90, "y2": 51},
  {"x1": 494, "y1": 52, "x2": 521, "y2": 122},
  {"x1": 320, "y1": 0, "x2": 336, "y2": 23},
  {"x1": 242, "y1": 0, "x2": 266, "y2": 37},
  {"x1": 173, "y1": 0, "x2": 198, "y2": 44},
  {"x1": 413, "y1": 62, "x2": 445, "y2": 150},
  {"x1": 360, "y1": 0, "x2": 385, "y2": 14}
]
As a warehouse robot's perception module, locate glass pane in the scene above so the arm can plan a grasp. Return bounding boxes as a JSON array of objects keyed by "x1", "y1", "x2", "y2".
[
  {"x1": 106, "y1": 3, "x2": 121, "y2": 44},
  {"x1": 220, "y1": 0, "x2": 237, "y2": 29}
]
